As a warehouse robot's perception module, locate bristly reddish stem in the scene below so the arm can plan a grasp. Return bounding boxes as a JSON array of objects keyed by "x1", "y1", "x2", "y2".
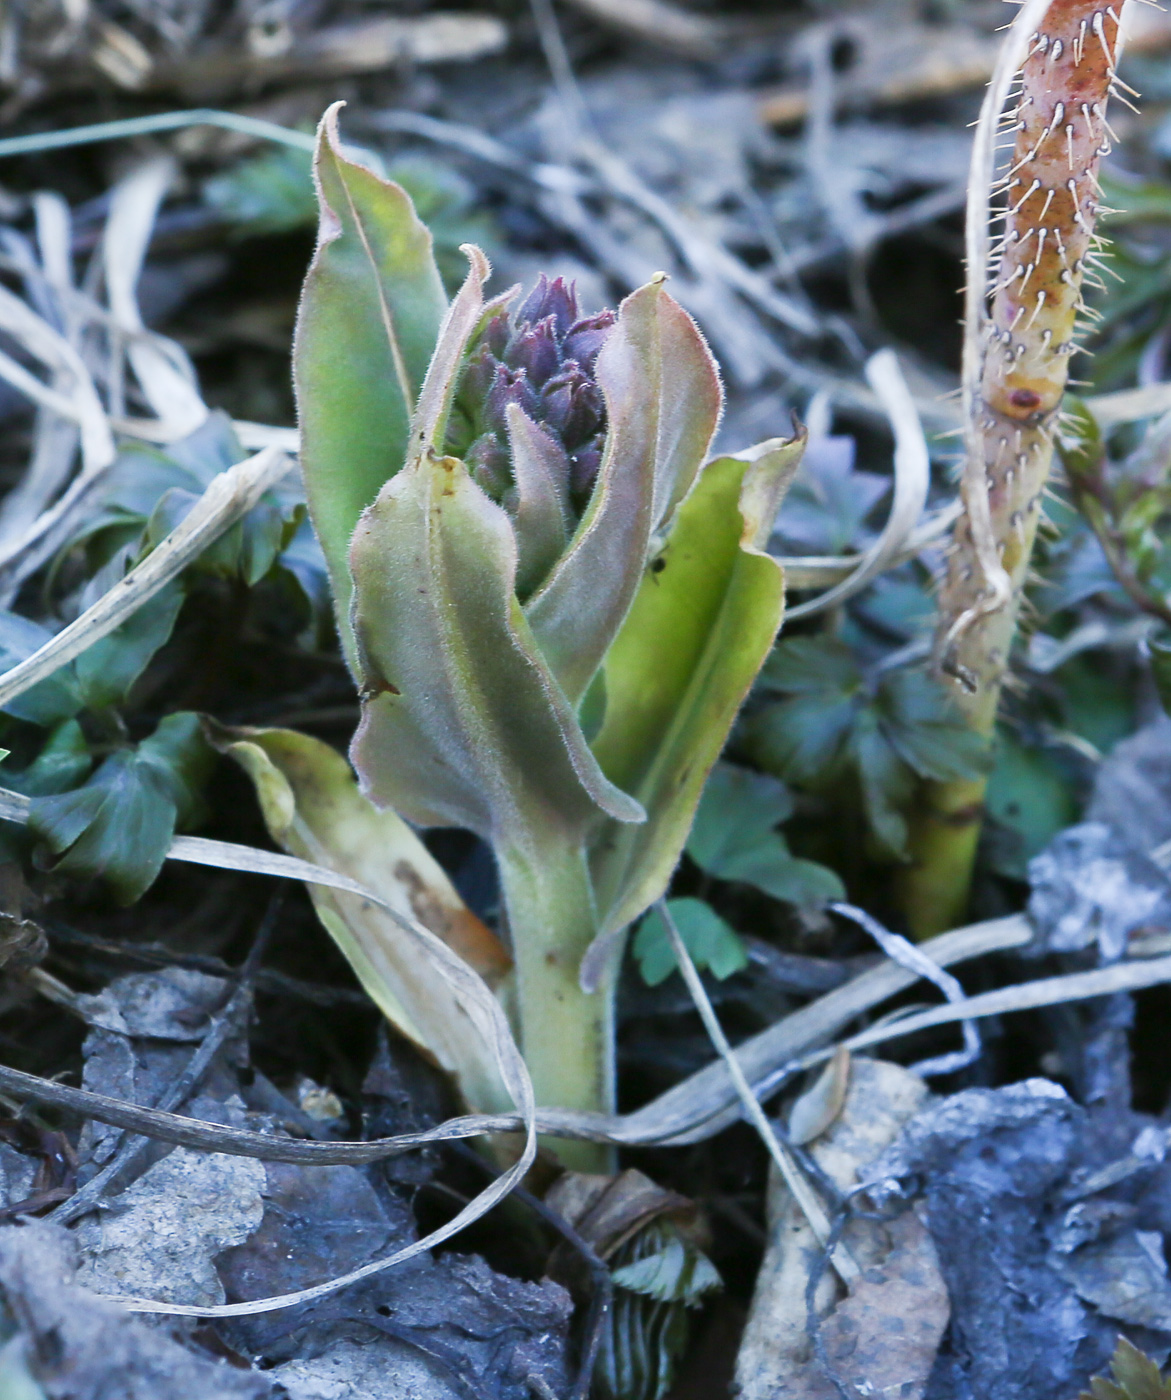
[
  {"x1": 903, "y1": 0, "x2": 1125, "y2": 936},
  {"x1": 936, "y1": 0, "x2": 1123, "y2": 727}
]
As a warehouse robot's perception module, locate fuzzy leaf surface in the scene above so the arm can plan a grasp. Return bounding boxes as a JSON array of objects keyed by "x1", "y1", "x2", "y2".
[
  {"x1": 525, "y1": 280, "x2": 722, "y2": 704},
  {"x1": 349, "y1": 449, "x2": 643, "y2": 844},
  {"x1": 585, "y1": 439, "x2": 801, "y2": 977},
  {"x1": 294, "y1": 102, "x2": 446, "y2": 662}
]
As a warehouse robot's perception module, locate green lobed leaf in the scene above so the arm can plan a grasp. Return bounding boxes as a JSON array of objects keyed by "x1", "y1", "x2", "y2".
[
  {"x1": 746, "y1": 635, "x2": 987, "y2": 859},
  {"x1": 72, "y1": 584, "x2": 185, "y2": 713},
  {"x1": 28, "y1": 712, "x2": 211, "y2": 903},
  {"x1": 1081, "y1": 1338, "x2": 1171, "y2": 1400},
  {"x1": 594, "y1": 1218, "x2": 721, "y2": 1400},
  {"x1": 686, "y1": 762, "x2": 842, "y2": 906},
  {"x1": 525, "y1": 278, "x2": 723, "y2": 705},
  {"x1": 984, "y1": 730, "x2": 1078, "y2": 880},
  {"x1": 633, "y1": 897, "x2": 747, "y2": 986},
  {"x1": 585, "y1": 438, "x2": 802, "y2": 974},
  {"x1": 349, "y1": 446, "x2": 643, "y2": 844},
  {"x1": 0, "y1": 612, "x2": 83, "y2": 726},
  {"x1": 610, "y1": 1232, "x2": 723, "y2": 1305},
  {"x1": 4, "y1": 720, "x2": 91, "y2": 797},
  {"x1": 294, "y1": 102, "x2": 447, "y2": 667}
]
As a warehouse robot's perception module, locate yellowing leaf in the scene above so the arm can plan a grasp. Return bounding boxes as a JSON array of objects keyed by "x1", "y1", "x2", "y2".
[{"x1": 218, "y1": 725, "x2": 513, "y2": 1116}]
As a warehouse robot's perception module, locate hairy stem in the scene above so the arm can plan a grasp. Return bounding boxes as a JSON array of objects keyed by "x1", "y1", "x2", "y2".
[
  {"x1": 903, "y1": 0, "x2": 1123, "y2": 936},
  {"x1": 496, "y1": 826, "x2": 614, "y2": 1173}
]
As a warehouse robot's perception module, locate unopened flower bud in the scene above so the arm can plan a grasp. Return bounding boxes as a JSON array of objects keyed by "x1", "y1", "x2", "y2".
[
  {"x1": 541, "y1": 366, "x2": 603, "y2": 450},
  {"x1": 505, "y1": 316, "x2": 560, "y2": 389},
  {"x1": 569, "y1": 443, "x2": 603, "y2": 501},
  {"x1": 465, "y1": 432, "x2": 511, "y2": 500},
  {"x1": 561, "y1": 310, "x2": 616, "y2": 373},
  {"x1": 483, "y1": 363, "x2": 540, "y2": 441},
  {"x1": 516, "y1": 274, "x2": 578, "y2": 338}
]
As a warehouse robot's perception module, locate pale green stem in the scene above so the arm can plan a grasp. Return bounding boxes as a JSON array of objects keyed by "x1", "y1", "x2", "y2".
[{"x1": 496, "y1": 825, "x2": 615, "y2": 1173}]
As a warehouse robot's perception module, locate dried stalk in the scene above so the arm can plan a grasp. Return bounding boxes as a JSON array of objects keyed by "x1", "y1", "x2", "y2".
[{"x1": 903, "y1": 0, "x2": 1127, "y2": 935}]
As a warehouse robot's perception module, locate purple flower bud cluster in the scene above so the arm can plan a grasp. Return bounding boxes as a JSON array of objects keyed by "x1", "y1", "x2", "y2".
[{"x1": 446, "y1": 275, "x2": 615, "y2": 513}]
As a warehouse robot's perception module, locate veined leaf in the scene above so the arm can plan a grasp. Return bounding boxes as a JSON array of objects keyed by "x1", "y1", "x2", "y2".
[
  {"x1": 5, "y1": 720, "x2": 91, "y2": 797},
  {"x1": 349, "y1": 447, "x2": 643, "y2": 844},
  {"x1": 584, "y1": 436, "x2": 804, "y2": 982},
  {"x1": 294, "y1": 102, "x2": 447, "y2": 666},
  {"x1": 0, "y1": 584, "x2": 184, "y2": 726},
  {"x1": 219, "y1": 725, "x2": 514, "y2": 1116},
  {"x1": 746, "y1": 635, "x2": 989, "y2": 860}
]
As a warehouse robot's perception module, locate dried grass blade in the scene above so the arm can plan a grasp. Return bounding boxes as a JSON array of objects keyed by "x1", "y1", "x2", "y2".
[
  {"x1": 656, "y1": 898, "x2": 860, "y2": 1284},
  {"x1": 103, "y1": 158, "x2": 207, "y2": 434},
  {"x1": 0, "y1": 282, "x2": 113, "y2": 473},
  {"x1": 0, "y1": 446, "x2": 293, "y2": 712},
  {"x1": 786, "y1": 348, "x2": 929, "y2": 619}
]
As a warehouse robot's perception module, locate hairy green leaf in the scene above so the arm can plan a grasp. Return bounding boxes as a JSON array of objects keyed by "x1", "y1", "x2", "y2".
[
  {"x1": 294, "y1": 102, "x2": 447, "y2": 664},
  {"x1": 220, "y1": 726, "x2": 514, "y2": 1116},
  {"x1": 525, "y1": 278, "x2": 722, "y2": 704},
  {"x1": 349, "y1": 447, "x2": 643, "y2": 844},
  {"x1": 586, "y1": 439, "x2": 803, "y2": 969}
]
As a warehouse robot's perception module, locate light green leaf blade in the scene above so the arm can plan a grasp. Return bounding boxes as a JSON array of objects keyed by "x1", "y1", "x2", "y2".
[
  {"x1": 293, "y1": 101, "x2": 447, "y2": 666},
  {"x1": 526, "y1": 279, "x2": 722, "y2": 705},
  {"x1": 584, "y1": 437, "x2": 803, "y2": 982},
  {"x1": 349, "y1": 450, "x2": 643, "y2": 844},
  {"x1": 219, "y1": 726, "x2": 514, "y2": 1117}
]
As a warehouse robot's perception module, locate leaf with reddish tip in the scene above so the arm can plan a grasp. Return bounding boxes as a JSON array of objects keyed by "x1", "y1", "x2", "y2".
[
  {"x1": 525, "y1": 279, "x2": 722, "y2": 705},
  {"x1": 349, "y1": 450, "x2": 644, "y2": 845},
  {"x1": 505, "y1": 403, "x2": 570, "y2": 596},
  {"x1": 581, "y1": 435, "x2": 804, "y2": 989},
  {"x1": 215, "y1": 725, "x2": 514, "y2": 1116},
  {"x1": 294, "y1": 102, "x2": 446, "y2": 668}
]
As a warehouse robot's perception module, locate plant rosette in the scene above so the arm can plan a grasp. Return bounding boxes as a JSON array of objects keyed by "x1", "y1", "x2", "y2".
[{"x1": 290, "y1": 103, "x2": 805, "y2": 1166}]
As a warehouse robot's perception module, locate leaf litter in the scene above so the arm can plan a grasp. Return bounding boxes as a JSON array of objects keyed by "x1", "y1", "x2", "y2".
[{"x1": 0, "y1": 1, "x2": 1169, "y2": 1398}]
